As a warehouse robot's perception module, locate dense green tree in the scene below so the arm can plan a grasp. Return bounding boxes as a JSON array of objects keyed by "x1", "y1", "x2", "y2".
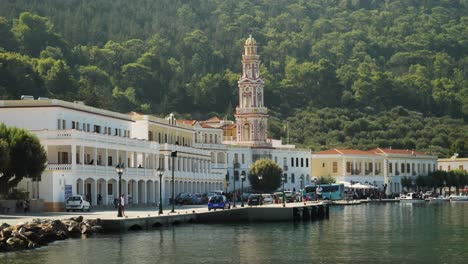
[
  {"x1": 248, "y1": 158, "x2": 282, "y2": 193},
  {"x1": 0, "y1": 124, "x2": 47, "y2": 197}
]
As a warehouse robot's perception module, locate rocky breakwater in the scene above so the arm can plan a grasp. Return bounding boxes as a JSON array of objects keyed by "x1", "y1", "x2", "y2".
[{"x1": 0, "y1": 216, "x2": 103, "y2": 252}]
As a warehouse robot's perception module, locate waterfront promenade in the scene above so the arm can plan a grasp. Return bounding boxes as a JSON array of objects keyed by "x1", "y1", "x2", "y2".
[{"x1": 0, "y1": 201, "x2": 325, "y2": 226}]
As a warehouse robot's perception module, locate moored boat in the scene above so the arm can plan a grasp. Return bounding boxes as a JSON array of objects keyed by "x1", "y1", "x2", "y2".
[
  {"x1": 399, "y1": 193, "x2": 426, "y2": 203},
  {"x1": 449, "y1": 195, "x2": 468, "y2": 202}
]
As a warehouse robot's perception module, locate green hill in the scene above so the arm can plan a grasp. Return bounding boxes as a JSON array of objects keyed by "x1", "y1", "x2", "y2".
[{"x1": 0, "y1": 0, "x2": 466, "y2": 156}]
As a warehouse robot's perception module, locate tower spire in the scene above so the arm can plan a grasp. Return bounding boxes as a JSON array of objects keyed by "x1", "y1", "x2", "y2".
[{"x1": 234, "y1": 34, "x2": 270, "y2": 147}]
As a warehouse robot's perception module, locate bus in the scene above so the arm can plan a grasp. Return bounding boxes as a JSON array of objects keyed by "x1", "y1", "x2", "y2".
[{"x1": 303, "y1": 183, "x2": 344, "y2": 201}]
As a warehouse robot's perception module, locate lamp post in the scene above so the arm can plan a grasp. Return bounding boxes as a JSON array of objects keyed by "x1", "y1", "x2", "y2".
[
  {"x1": 171, "y1": 151, "x2": 177, "y2": 213},
  {"x1": 233, "y1": 162, "x2": 240, "y2": 208},
  {"x1": 299, "y1": 175, "x2": 304, "y2": 202},
  {"x1": 240, "y1": 171, "x2": 246, "y2": 207},
  {"x1": 157, "y1": 167, "x2": 164, "y2": 215},
  {"x1": 281, "y1": 174, "x2": 285, "y2": 205},
  {"x1": 115, "y1": 163, "x2": 124, "y2": 217},
  {"x1": 258, "y1": 174, "x2": 263, "y2": 206}
]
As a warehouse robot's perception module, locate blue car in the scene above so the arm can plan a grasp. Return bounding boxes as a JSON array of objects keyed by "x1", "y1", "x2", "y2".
[{"x1": 208, "y1": 195, "x2": 231, "y2": 211}]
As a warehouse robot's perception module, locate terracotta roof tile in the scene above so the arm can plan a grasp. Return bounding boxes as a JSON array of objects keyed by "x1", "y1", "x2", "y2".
[
  {"x1": 368, "y1": 148, "x2": 424, "y2": 155},
  {"x1": 205, "y1": 116, "x2": 221, "y2": 122},
  {"x1": 315, "y1": 148, "x2": 376, "y2": 155}
]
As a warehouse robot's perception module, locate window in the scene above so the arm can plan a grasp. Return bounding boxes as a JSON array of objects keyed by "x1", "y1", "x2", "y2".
[
  {"x1": 58, "y1": 151, "x2": 69, "y2": 164},
  {"x1": 108, "y1": 183, "x2": 113, "y2": 195},
  {"x1": 204, "y1": 134, "x2": 207, "y2": 143},
  {"x1": 83, "y1": 123, "x2": 86, "y2": 131},
  {"x1": 291, "y1": 174, "x2": 295, "y2": 183},
  {"x1": 301, "y1": 158, "x2": 304, "y2": 167},
  {"x1": 76, "y1": 122, "x2": 80, "y2": 130},
  {"x1": 406, "y1": 163, "x2": 410, "y2": 173},
  {"x1": 322, "y1": 163, "x2": 325, "y2": 168},
  {"x1": 94, "y1": 125, "x2": 101, "y2": 133},
  {"x1": 57, "y1": 119, "x2": 61, "y2": 130},
  {"x1": 346, "y1": 162, "x2": 351, "y2": 173},
  {"x1": 97, "y1": 155, "x2": 102, "y2": 166},
  {"x1": 284, "y1": 173, "x2": 288, "y2": 183},
  {"x1": 108, "y1": 156, "x2": 112, "y2": 166},
  {"x1": 401, "y1": 163, "x2": 405, "y2": 173},
  {"x1": 210, "y1": 134, "x2": 213, "y2": 143},
  {"x1": 291, "y1": 158, "x2": 294, "y2": 167},
  {"x1": 241, "y1": 154, "x2": 245, "y2": 164},
  {"x1": 148, "y1": 131, "x2": 153, "y2": 141},
  {"x1": 296, "y1": 158, "x2": 299, "y2": 167},
  {"x1": 306, "y1": 158, "x2": 309, "y2": 167},
  {"x1": 62, "y1": 120, "x2": 66, "y2": 130},
  {"x1": 214, "y1": 134, "x2": 218, "y2": 144},
  {"x1": 389, "y1": 163, "x2": 393, "y2": 173},
  {"x1": 86, "y1": 124, "x2": 90, "y2": 132},
  {"x1": 234, "y1": 153, "x2": 239, "y2": 163},
  {"x1": 72, "y1": 121, "x2": 76, "y2": 129},
  {"x1": 332, "y1": 162, "x2": 338, "y2": 173}
]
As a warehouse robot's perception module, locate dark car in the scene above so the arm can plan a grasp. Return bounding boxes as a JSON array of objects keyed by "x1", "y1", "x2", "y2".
[
  {"x1": 208, "y1": 195, "x2": 231, "y2": 211},
  {"x1": 174, "y1": 193, "x2": 193, "y2": 205},
  {"x1": 247, "y1": 194, "x2": 262, "y2": 206}
]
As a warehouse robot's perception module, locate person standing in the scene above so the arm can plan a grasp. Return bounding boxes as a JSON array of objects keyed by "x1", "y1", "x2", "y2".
[
  {"x1": 120, "y1": 194, "x2": 126, "y2": 217},
  {"x1": 316, "y1": 185, "x2": 323, "y2": 201}
]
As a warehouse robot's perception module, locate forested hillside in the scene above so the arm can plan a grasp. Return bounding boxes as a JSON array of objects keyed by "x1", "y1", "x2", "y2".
[{"x1": 0, "y1": 0, "x2": 467, "y2": 156}]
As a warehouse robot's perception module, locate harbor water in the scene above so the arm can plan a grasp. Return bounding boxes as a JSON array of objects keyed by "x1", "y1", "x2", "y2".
[{"x1": 1, "y1": 202, "x2": 467, "y2": 264}]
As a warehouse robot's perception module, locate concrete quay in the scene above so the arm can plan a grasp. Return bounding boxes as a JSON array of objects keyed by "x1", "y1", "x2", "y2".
[{"x1": 100, "y1": 202, "x2": 329, "y2": 232}]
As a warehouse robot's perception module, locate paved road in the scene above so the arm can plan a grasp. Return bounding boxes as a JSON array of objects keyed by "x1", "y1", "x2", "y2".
[{"x1": 0, "y1": 201, "x2": 320, "y2": 226}]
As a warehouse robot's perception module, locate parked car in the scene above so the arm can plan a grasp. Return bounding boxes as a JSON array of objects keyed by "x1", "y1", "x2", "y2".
[
  {"x1": 208, "y1": 195, "x2": 231, "y2": 211},
  {"x1": 174, "y1": 193, "x2": 193, "y2": 205},
  {"x1": 274, "y1": 191, "x2": 296, "y2": 203},
  {"x1": 191, "y1": 193, "x2": 204, "y2": 205},
  {"x1": 284, "y1": 191, "x2": 296, "y2": 203},
  {"x1": 261, "y1": 194, "x2": 274, "y2": 204},
  {"x1": 66, "y1": 195, "x2": 90, "y2": 212},
  {"x1": 247, "y1": 194, "x2": 262, "y2": 206}
]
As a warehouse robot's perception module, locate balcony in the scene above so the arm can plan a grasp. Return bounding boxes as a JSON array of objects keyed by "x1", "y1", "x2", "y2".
[
  {"x1": 235, "y1": 107, "x2": 268, "y2": 115},
  {"x1": 193, "y1": 142, "x2": 227, "y2": 150},
  {"x1": 33, "y1": 129, "x2": 158, "y2": 150}
]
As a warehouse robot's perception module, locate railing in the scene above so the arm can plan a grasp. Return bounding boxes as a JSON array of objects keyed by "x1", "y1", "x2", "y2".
[
  {"x1": 46, "y1": 163, "x2": 72, "y2": 171},
  {"x1": 352, "y1": 169, "x2": 361, "y2": 175},
  {"x1": 34, "y1": 130, "x2": 159, "y2": 150},
  {"x1": 160, "y1": 143, "x2": 211, "y2": 156},
  {"x1": 193, "y1": 142, "x2": 227, "y2": 150},
  {"x1": 365, "y1": 169, "x2": 372, "y2": 175}
]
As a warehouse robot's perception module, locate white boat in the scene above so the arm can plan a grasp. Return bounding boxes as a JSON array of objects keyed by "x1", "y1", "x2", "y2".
[
  {"x1": 399, "y1": 193, "x2": 426, "y2": 203},
  {"x1": 449, "y1": 195, "x2": 468, "y2": 202},
  {"x1": 428, "y1": 197, "x2": 450, "y2": 202}
]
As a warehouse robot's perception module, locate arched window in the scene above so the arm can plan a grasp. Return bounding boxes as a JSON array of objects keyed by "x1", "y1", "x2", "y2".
[{"x1": 242, "y1": 123, "x2": 251, "y2": 141}]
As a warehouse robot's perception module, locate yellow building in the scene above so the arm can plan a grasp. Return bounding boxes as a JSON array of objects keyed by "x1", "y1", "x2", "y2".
[{"x1": 312, "y1": 148, "x2": 438, "y2": 194}]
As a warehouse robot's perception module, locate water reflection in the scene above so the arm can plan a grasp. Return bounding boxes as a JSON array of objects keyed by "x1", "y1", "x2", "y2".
[{"x1": 1, "y1": 203, "x2": 467, "y2": 264}]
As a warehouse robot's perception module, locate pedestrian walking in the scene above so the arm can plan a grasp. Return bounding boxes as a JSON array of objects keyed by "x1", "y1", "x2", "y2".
[{"x1": 120, "y1": 194, "x2": 126, "y2": 217}]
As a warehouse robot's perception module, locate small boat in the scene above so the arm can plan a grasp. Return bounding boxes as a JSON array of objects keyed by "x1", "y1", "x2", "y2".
[
  {"x1": 449, "y1": 195, "x2": 468, "y2": 202},
  {"x1": 399, "y1": 193, "x2": 426, "y2": 203},
  {"x1": 428, "y1": 197, "x2": 450, "y2": 202}
]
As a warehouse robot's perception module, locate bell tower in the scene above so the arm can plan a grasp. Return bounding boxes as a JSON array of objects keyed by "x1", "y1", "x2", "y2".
[{"x1": 235, "y1": 34, "x2": 270, "y2": 147}]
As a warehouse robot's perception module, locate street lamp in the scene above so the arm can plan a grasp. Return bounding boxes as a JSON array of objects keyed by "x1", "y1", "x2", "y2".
[
  {"x1": 157, "y1": 167, "x2": 164, "y2": 215},
  {"x1": 115, "y1": 163, "x2": 125, "y2": 217},
  {"x1": 258, "y1": 173, "x2": 263, "y2": 206},
  {"x1": 240, "y1": 171, "x2": 246, "y2": 207},
  {"x1": 171, "y1": 151, "x2": 177, "y2": 213},
  {"x1": 233, "y1": 162, "x2": 240, "y2": 208},
  {"x1": 300, "y1": 175, "x2": 304, "y2": 202},
  {"x1": 281, "y1": 174, "x2": 286, "y2": 206}
]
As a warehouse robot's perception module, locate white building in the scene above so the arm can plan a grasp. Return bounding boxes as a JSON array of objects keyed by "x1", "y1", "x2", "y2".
[{"x1": 0, "y1": 99, "x2": 224, "y2": 211}]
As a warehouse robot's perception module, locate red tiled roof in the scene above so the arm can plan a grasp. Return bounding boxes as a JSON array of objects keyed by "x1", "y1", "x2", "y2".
[
  {"x1": 368, "y1": 148, "x2": 424, "y2": 156},
  {"x1": 315, "y1": 148, "x2": 376, "y2": 155},
  {"x1": 199, "y1": 122, "x2": 216, "y2": 129},
  {"x1": 177, "y1": 119, "x2": 196, "y2": 125}
]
